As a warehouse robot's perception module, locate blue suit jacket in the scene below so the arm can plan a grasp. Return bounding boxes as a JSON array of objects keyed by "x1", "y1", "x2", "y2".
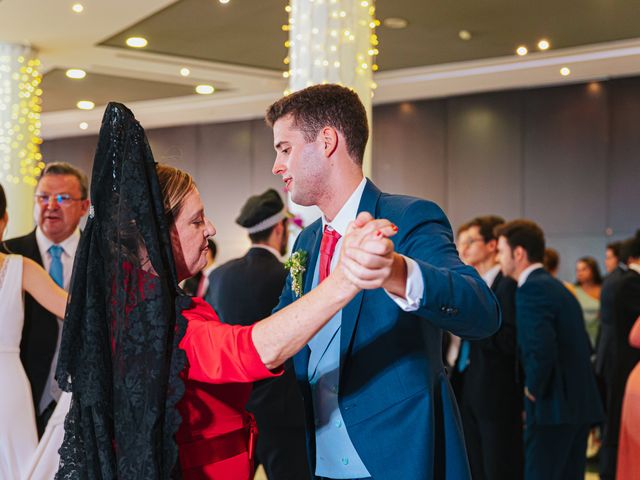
[
  {"x1": 274, "y1": 181, "x2": 501, "y2": 479},
  {"x1": 516, "y1": 268, "x2": 604, "y2": 426}
]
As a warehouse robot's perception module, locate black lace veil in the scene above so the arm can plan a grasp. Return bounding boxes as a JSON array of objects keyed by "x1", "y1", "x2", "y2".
[{"x1": 55, "y1": 103, "x2": 189, "y2": 479}]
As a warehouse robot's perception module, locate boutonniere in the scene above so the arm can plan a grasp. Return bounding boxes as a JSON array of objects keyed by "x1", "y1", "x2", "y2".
[{"x1": 284, "y1": 250, "x2": 308, "y2": 298}]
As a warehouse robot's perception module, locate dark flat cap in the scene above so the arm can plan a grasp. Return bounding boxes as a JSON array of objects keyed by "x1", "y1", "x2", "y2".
[{"x1": 236, "y1": 188, "x2": 287, "y2": 233}]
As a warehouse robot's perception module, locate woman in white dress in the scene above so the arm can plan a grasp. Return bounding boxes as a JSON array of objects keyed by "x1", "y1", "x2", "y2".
[{"x1": 0, "y1": 186, "x2": 68, "y2": 479}]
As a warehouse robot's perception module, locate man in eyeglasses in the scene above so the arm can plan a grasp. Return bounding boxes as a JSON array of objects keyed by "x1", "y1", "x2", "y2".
[{"x1": 2, "y1": 162, "x2": 90, "y2": 436}]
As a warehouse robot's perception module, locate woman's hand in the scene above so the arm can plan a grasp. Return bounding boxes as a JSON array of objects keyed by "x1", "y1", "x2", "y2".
[{"x1": 336, "y1": 212, "x2": 399, "y2": 291}]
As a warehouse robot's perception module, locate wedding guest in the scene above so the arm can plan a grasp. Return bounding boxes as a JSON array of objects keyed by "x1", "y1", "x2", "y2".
[
  {"x1": 600, "y1": 232, "x2": 640, "y2": 480},
  {"x1": 496, "y1": 220, "x2": 603, "y2": 480},
  {"x1": 574, "y1": 256, "x2": 602, "y2": 348},
  {"x1": 455, "y1": 215, "x2": 523, "y2": 480},
  {"x1": 604, "y1": 242, "x2": 622, "y2": 275},
  {"x1": 206, "y1": 189, "x2": 309, "y2": 480},
  {"x1": 266, "y1": 84, "x2": 500, "y2": 480},
  {"x1": 616, "y1": 315, "x2": 640, "y2": 480},
  {"x1": 1, "y1": 162, "x2": 89, "y2": 436},
  {"x1": 55, "y1": 103, "x2": 398, "y2": 480},
  {"x1": 182, "y1": 239, "x2": 217, "y2": 297}
]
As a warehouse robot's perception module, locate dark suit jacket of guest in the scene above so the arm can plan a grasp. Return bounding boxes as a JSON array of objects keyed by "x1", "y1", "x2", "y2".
[
  {"x1": 1, "y1": 229, "x2": 58, "y2": 410},
  {"x1": 516, "y1": 268, "x2": 604, "y2": 426},
  {"x1": 274, "y1": 180, "x2": 501, "y2": 480},
  {"x1": 463, "y1": 271, "x2": 522, "y2": 420},
  {"x1": 205, "y1": 247, "x2": 306, "y2": 428},
  {"x1": 595, "y1": 265, "x2": 627, "y2": 379},
  {"x1": 608, "y1": 269, "x2": 640, "y2": 426}
]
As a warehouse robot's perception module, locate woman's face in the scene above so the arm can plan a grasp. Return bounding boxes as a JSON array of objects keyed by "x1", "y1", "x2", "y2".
[
  {"x1": 575, "y1": 260, "x2": 593, "y2": 285},
  {"x1": 170, "y1": 187, "x2": 216, "y2": 281}
]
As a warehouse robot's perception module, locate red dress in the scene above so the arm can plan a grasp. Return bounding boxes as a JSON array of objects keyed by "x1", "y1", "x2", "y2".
[
  {"x1": 617, "y1": 316, "x2": 640, "y2": 480},
  {"x1": 176, "y1": 297, "x2": 281, "y2": 479}
]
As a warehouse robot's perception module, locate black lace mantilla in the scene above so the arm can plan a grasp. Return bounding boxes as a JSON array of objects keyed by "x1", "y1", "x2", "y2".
[{"x1": 55, "y1": 103, "x2": 190, "y2": 479}]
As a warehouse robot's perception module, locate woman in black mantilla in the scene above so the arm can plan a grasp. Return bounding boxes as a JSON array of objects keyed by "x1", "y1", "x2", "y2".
[{"x1": 55, "y1": 103, "x2": 396, "y2": 479}]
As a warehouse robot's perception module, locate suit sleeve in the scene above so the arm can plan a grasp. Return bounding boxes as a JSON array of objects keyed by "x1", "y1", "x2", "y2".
[
  {"x1": 394, "y1": 200, "x2": 501, "y2": 339},
  {"x1": 272, "y1": 235, "x2": 300, "y2": 315},
  {"x1": 516, "y1": 285, "x2": 558, "y2": 397},
  {"x1": 180, "y1": 306, "x2": 282, "y2": 385},
  {"x1": 475, "y1": 278, "x2": 517, "y2": 355}
]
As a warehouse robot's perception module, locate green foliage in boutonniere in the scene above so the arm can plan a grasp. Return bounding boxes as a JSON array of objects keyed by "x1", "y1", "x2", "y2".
[{"x1": 284, "y1": 250, "x2": 308, "y2": 298}]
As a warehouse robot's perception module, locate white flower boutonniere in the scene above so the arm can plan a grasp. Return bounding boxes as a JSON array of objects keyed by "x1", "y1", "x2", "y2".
[{"x1": 284, "y1": 250, "x2": 308, "y2": 298}]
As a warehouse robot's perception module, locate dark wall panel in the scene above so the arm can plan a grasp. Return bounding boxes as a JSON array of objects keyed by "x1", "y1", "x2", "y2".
[
  {"x1": 523, "y1": 82, "x2": 609, "y2": 235},
  {"x1": 608, "y1": 77, "x2": 640, "y2": 235},
  {"x1": 372, "y1": 100, "x2": 446, "y2": 207},
  {"x1": 446, "y1": 91, "x2": 524, "y2": 230}
]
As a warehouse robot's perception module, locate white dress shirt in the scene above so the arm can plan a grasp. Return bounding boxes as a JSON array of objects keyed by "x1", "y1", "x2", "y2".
[{"x1": 35, "y1": 227, "x2": 80, "y2": 413}]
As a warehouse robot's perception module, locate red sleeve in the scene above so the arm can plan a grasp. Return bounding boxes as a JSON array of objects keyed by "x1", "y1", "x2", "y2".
[{"x1": 179, "y1": 297, "x2": 283, "y2": 384}]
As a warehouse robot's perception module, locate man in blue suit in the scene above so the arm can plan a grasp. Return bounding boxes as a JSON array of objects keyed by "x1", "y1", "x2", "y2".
[
  {"x1": 495, "y1": 220, "x2": 604, "y2": 480},
  {"x1": 265, "y1": 84, "x2": 501, "y2": 480}
]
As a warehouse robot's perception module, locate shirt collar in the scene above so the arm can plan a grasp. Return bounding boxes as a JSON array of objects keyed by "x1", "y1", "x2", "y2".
[
  {"x1": 481, "y1": 264, "x2": 501, "y2": 287},
  {"x1": 36, "y1": 226, "x2": 81, "y2": 257},
  {"x1": 251, "y1": 244, "x2": 283, "y2": 261},
  {"x1": 321, "y1": 177, "x2": 367, "y2": 237},
  {"x1": 629, "y1": 263, "x2": 640, "y2": 275},
  {"x1": 518, "y1": 262, "x2": 544, "y2": 287}
]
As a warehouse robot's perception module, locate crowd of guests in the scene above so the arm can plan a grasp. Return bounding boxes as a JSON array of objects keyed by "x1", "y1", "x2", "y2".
[
  {"x1": 0, "y1": 83, "x2": 638, "y2": 480},
  {"x1": 448, "y1": 217, "x2": 640, "y2": 480}
]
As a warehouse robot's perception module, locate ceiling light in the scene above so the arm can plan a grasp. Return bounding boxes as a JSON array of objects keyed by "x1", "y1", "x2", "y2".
[
  {"x1": 458, "y1": 30, "x2": 472, "y2": 41},
  {"x1": 219, "y1": 0, "x2": 230, "y2": 4},
  {"x1": 560, "y1": 67, "x2": 571, "y2": 76},
  {"x1": 516, "y1": 46, "x2": 528, "y2": 56},
  {"x1": 79, "y1": 122, "x2": 88, "y2": 130},
  {"x1": 195, "y1": 84, "x2": 215, "y2": 95},
  {"x1": 180, "y1": 67, "x2": 191, "y2": 77},
  {"x1": 65, "y1": 68, "x2": 86, "y2": 79},
  {"x1": 76, "y1": 100, "x2": 95, "y2": 110},
  {"x1": 538, "y1": 39, "x2": 550, "y2": 50},
  {"x1": 126, "y1": 37, "x2": 148, "y2": 48},
  {"x1": 383, "y1": 17, "x2": 408, "y2": 29},
  {"x1": 71, "y1": 3, "x2": 84, "y2": 13}
]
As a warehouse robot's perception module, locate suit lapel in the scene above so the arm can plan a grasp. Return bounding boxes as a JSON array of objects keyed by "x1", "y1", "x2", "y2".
[
  {"x1": 339, "y1": 180, "x2": 382, "y2": 372},
  {"x1": 293, "y1": 221, "x2": 322, "y2": 382}
]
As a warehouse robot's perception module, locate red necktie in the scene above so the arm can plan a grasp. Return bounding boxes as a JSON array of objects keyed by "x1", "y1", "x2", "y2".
[{"x1": 319, "y1": 226, "x2": 341, "y2": 283}]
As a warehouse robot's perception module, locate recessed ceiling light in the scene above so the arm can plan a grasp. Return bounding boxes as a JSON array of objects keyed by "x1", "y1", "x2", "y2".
[
  {"x1": 458, "y1": 30, "x2": 472, "y2": 41},
  {"x1": 180, "y1": 68, "x2": 191, "y2": 77},
  {"x1": 195, "y1": 84, "x2": 215, "y2": 95},
  {"x1": 219, "y1": 0, "x2": 230, "y2": 4},
  {"x1": 383, "y1": 17, "x2": 408, "y2": 29},
  {"x1": 65, "y1": 68, "x2": 86, "y2": 79},
  {"x1": 516, "y1": 45, "x2": 528, "y2": 56},
  {"x1": 77, "y1": 100, "x2": 95, "y2": 110},
  {"x1": 538, "y1": 39, "x2": 550, "y2": 50},
  {"x1": 560, "y1": 67, "x2": 571, "y2": 76},
  {"x1": 79, "y1": 122, "x2": 89, "y2": 130},
  {"x1": 126, "y1": 37, "x2": 148, "y2": 48},
  {"x1": 71, "y1": 3, "x2": 84, "y2": 13}
]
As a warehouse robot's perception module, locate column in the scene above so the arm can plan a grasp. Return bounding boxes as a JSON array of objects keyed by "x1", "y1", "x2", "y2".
[{"x1": 0, "y1": 43, "x2": 44, "y2": 238}]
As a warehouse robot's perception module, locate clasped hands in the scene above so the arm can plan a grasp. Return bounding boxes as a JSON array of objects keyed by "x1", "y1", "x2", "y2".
[{"x1": 336, "y1": 212, "x2": 407, "y2": 297}]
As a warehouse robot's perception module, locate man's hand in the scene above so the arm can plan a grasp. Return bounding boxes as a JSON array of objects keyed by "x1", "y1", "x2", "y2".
[{"x1": 338, "y1": 212, "x2": 405, "y2": 295}]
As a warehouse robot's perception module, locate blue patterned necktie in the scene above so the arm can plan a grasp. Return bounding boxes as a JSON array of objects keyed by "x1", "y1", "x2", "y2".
[
  {"x1": 457, "y1": 340, "x2": 470, "y2": 373},
  {"x1": 48, "y1": 245, "x2": 64, "y2": 287}
]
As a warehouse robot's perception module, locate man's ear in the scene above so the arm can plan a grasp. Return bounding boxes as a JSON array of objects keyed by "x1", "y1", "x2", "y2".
[
  {"x1": 320, "y1": 126, "x2": 338, "y2": 158},
  {"x1": 514, "y1": 245, "x2": 527, "y2": 263},
  {"x1": 486, "y1": 238, "x2": 498, "y2": 253}
]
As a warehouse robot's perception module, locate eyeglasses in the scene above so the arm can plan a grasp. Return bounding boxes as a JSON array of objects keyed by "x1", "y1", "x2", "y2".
[
  {"x1": 459, "y1": 237, "x2": 485, "y2": 248},
  {"x1": 35, "y1": 193, "x2": 84, "y2": 207}
]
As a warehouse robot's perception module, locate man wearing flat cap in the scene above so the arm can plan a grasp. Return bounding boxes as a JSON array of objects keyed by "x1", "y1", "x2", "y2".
[{"x1": 206, "y1": 189, "x2": 310, "y2": 480}]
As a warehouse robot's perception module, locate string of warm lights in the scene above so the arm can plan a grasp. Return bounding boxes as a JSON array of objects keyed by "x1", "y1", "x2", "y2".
[
  {"x1": 283, "y1": 0, "x2": 379, "y2": 96},
  {"x1": 0, "y1": 47, "x2": 44, "y2": 187}
]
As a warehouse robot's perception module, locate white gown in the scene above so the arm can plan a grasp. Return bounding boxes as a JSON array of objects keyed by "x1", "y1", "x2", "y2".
[{"x1": 0, "y1": 255, "x2": 38, "y2": 479}]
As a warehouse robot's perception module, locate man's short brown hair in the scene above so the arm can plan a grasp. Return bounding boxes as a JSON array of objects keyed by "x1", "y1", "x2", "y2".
[
  {"x1": 265, "y1": 84, "x2": 369, "y2": 165},
  {"x1": 39, "y1": 162, "x2": 89, "y2": 199},
  {"x1": 495, "y1": 219, "x2": 546, "y2": 263},
  {"x1": 466, "y1": 215, "x2": 505, "y2": 243}
]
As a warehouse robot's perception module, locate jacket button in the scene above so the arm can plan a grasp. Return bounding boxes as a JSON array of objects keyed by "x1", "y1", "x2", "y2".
[{"x1": 452, "y1": 308, "x2": 459, "y2": 316}]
